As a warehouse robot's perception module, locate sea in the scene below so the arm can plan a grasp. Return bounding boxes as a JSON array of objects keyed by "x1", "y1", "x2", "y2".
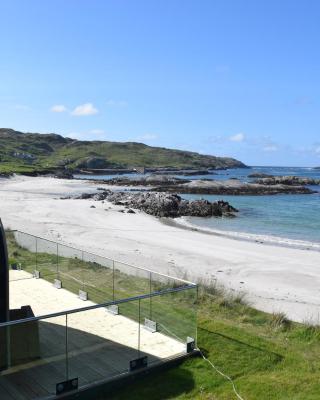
[{"x1": 75, "y1": 166, "x2": 320, "y2": 250}]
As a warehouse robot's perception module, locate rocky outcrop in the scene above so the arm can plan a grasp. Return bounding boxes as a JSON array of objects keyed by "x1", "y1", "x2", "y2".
[
  {"x1": 54, "y1": 170, "x2": 74, "y2": 179},
  {"x1": 253, "y1": 176, "x2": 320, "y2": 186},
  {"x1": 248, "y1": 173, "x2": 274, "y2": 178},
  {"x1": 79, "y1": 168, "x2": 136, "y2": 175},
  {"x1": 100, "y1": 175, "x2": 191, "y2": 186},
  {"x1": 0, "y1": 173, "x2": 12, "y2": 178},
  {"x1": 75, "y1": 190, "x2": 238, "y2": 218},
  {"x1": 96, "y1": 176, "x2": 316, "y2": 195},
  {"x1": 146, "y1": 169, "x2": 215, "y2": 176},
  {"x1": 152, "y1": 179, "x2": 315, "y2": 195},
  {"x1": 77, "y1": 168, "x2": 217, "y2": 176},
  {"x1": 75, "y1": 157, "x2": 112, "y2": 169}
]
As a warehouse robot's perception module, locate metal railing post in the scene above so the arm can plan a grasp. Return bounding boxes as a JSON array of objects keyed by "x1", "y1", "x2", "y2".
[
  {"x1": 56, "y1": 243, "x2": 59, "y2": 280},
  {"x1": 149, "y1": 272, "x2": 152, "y2": 320},
  {"x1": 65, "y1": 314, "x2": 69, "y2": 381},
  {"x1": 112, "y1": 260, "x2": 115, "y2": 301},
  {"x1": 195, "y1": 285, "x2": 199, "y2": 347},
  {"x1": 138, "y1": 299, "x2": 141, "y2": 358},
  {"x1": 81, "y1": 251, "x2": 85, "y2": 291},
  {"x1": 35, "y1": 237, "x2": 38, "y2": 272}
]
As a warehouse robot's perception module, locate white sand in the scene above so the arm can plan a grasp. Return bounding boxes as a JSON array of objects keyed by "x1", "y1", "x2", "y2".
[{"x1": 1, "y1": 175, "x2": 320, "y2": 323}]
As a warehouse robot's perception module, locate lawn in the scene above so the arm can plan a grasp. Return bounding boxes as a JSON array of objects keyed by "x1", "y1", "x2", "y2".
[{"x1": 104, "y1": 289, "x2": 320, "y2": 399}]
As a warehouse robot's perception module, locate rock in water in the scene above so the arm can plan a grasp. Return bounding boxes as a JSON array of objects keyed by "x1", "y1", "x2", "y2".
[
  {"x1": 253, "y1": 176, "x2": 320, "y2": 186},
  {"x1": 248, "y1": 173, "x2": 274, "y2": 178},
  {"x1": 100, "y1": 175, "x2": 190, "y2": 186}
]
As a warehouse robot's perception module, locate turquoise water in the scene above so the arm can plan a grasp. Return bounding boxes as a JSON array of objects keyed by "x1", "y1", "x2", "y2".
[
  {"x1": 76, "y1": 166, "x2": 320, "y2": 247},
  {"x1": 179, "y1": 167, "x2": 320, "y2": 248},
  {"x1": 180, "y1": 192, "x2": 320, "y2": 247}
]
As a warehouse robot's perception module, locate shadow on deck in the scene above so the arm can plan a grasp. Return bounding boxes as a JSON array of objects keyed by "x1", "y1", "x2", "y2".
[{"x1": 0, "y1": 320, "x2": 196, "y2": 400}]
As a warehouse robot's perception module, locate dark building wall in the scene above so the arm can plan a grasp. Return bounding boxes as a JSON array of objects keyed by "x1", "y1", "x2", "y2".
[{"x1": 0, "y1": 219, "x2": 9, "y2": 324}]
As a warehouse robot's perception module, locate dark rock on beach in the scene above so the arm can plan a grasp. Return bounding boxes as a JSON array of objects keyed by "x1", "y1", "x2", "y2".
[
  {"x1": 0, "y1": 173, "x2": 12, "y2": 178},
  {"x1": 78, "y1": 193, "x2": 95, "y2": 199},
  {"x1": 54, "y1": 170, "x2": 74, "y2": 179},
  {"x1": 74, "y1": 190, "x2": 238, "y2": 218}
]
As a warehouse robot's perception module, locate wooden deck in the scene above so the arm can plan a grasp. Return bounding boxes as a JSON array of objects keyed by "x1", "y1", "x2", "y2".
[{"x1": 0, "y1": 271, "x2": 186, "y2": 399}]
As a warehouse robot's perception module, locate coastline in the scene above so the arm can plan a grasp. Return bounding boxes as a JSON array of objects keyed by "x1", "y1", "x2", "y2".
[
  {"x1": 1, "y1": 175, "x2": 320, "y2": 323},
  {"x1": 165, "y1": 216, "x2": 320, "y2": 252}
]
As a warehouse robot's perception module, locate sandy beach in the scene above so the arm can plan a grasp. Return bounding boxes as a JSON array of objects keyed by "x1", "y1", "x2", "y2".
[{"x1": 1, "y1": 175, "x2": 320, "y2": 323}]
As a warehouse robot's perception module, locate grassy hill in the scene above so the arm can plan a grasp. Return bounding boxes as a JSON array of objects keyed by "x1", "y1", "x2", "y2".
[{"x1": 0, "y1": 128, "x2": 247, "y2": 174}]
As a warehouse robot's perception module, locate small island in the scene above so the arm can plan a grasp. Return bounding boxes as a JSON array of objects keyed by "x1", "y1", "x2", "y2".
[{"x1": 94, "y1": 175, "x2": 316, "y2": 195}]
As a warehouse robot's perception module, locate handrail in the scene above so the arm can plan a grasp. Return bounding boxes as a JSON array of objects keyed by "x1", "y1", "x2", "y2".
[
  {"x1": 0, "y1": 284, "x2": 196, "y2": 328},
  {"x1": 8, "y1": 229, "x2": 196, "y2": 286}
]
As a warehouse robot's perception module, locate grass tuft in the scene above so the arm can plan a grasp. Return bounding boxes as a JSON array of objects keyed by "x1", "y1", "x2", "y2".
[{"x1": 269, "y1": 311, "x2": 292, "y2": 331}]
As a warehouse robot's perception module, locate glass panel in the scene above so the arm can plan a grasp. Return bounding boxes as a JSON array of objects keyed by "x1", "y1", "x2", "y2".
[
  {"x1": 4, "y1": 230, "x2": 198, "y2": 397},
  {"x1": 57, "y1": 244, "x2": 84, "y2": 295},
  {"x1": 150, "y1": 286, "x2": 198, "y2": 346},
  {"x1": 138, "y1": 296, "x2": 183, "y2": 366},
  {"x1": 36, "y1": 237, "x2": 58, "y2": 283},
  {"x1": 151, "y1": 272, "x2": 171, "y2": 292},
  {"x1": 0, "y1": 315, "x2": 67, "y2": 398},
  {"x1": 67, "y1": 301, "x2": 140, "y2": 389},
  {"x1": 82, "y1": 252, "x2": 114, "y2": 303},
  {"x1": 113, "y1": 261, "x2": 151, "y2": 300},
  {"x1": 151, "y1": 271, "x2": 188, "y2": 292},
  {"x1": 7, "y1": 231, "x2": 37, "y2": 281}
]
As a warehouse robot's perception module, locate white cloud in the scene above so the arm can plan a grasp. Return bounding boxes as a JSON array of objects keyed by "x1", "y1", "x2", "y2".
[
  {"x1": 229, "y1": 133, "x2": 245, "y2": 142},
  {"x1": 50, "y1": 104, "x2": 67, "y2": 113},
  {"x1": 106, "y1": 100, "x2": 128, "y2": 107},
  {"x1": 71, "y1": 103, "x2": 98, "y2": 116},
  {"x1": 315, "y1": 146, "x2": 320, "y2": 155}
]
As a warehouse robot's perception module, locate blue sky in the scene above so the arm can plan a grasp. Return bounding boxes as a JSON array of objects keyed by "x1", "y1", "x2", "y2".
[{"x1": 0, "y1": 0, "x2": 320, "y2": 166}]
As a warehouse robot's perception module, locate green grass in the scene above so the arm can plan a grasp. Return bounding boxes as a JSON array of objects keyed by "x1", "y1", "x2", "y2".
[
  {"x1": 103, "y1": 291, "x2": 320, "y2": 400},
  {"x1": 8, "y1": 232, "x2": 320, "y2": 399}
]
